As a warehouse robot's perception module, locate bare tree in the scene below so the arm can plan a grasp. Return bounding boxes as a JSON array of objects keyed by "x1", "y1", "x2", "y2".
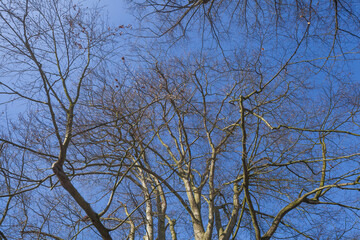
[
  {"x1": 124, "y1": 0, "x2": 360, "y2": 239},
  {"x1": 117, "y1": 52, "x2": 360, "y2": 239},
  {"x1": 0, "y1": 0, "x2": 123, "y2": 239},
  {"x1": 1, "y1": 0, "x2": 360, "y2": 239}
]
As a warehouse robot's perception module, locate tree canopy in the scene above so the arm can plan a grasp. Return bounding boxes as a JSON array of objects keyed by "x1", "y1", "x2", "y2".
[{"x1": 1, "y1": 0, "x2": 360, "y2": 239}]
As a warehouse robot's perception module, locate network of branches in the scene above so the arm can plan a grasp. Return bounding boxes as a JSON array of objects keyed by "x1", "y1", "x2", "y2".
[{"x1": 0, "y1": 0, "x2": 360, "y2": 239}]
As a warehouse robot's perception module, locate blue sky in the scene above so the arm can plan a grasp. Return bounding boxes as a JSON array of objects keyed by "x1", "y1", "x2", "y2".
[
  {"x1": 85, "y1": 0, "x2": 132, "y2": 25},
  {"x1": 1, "y1": 1, "x2": 360, "y2": 239}
]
